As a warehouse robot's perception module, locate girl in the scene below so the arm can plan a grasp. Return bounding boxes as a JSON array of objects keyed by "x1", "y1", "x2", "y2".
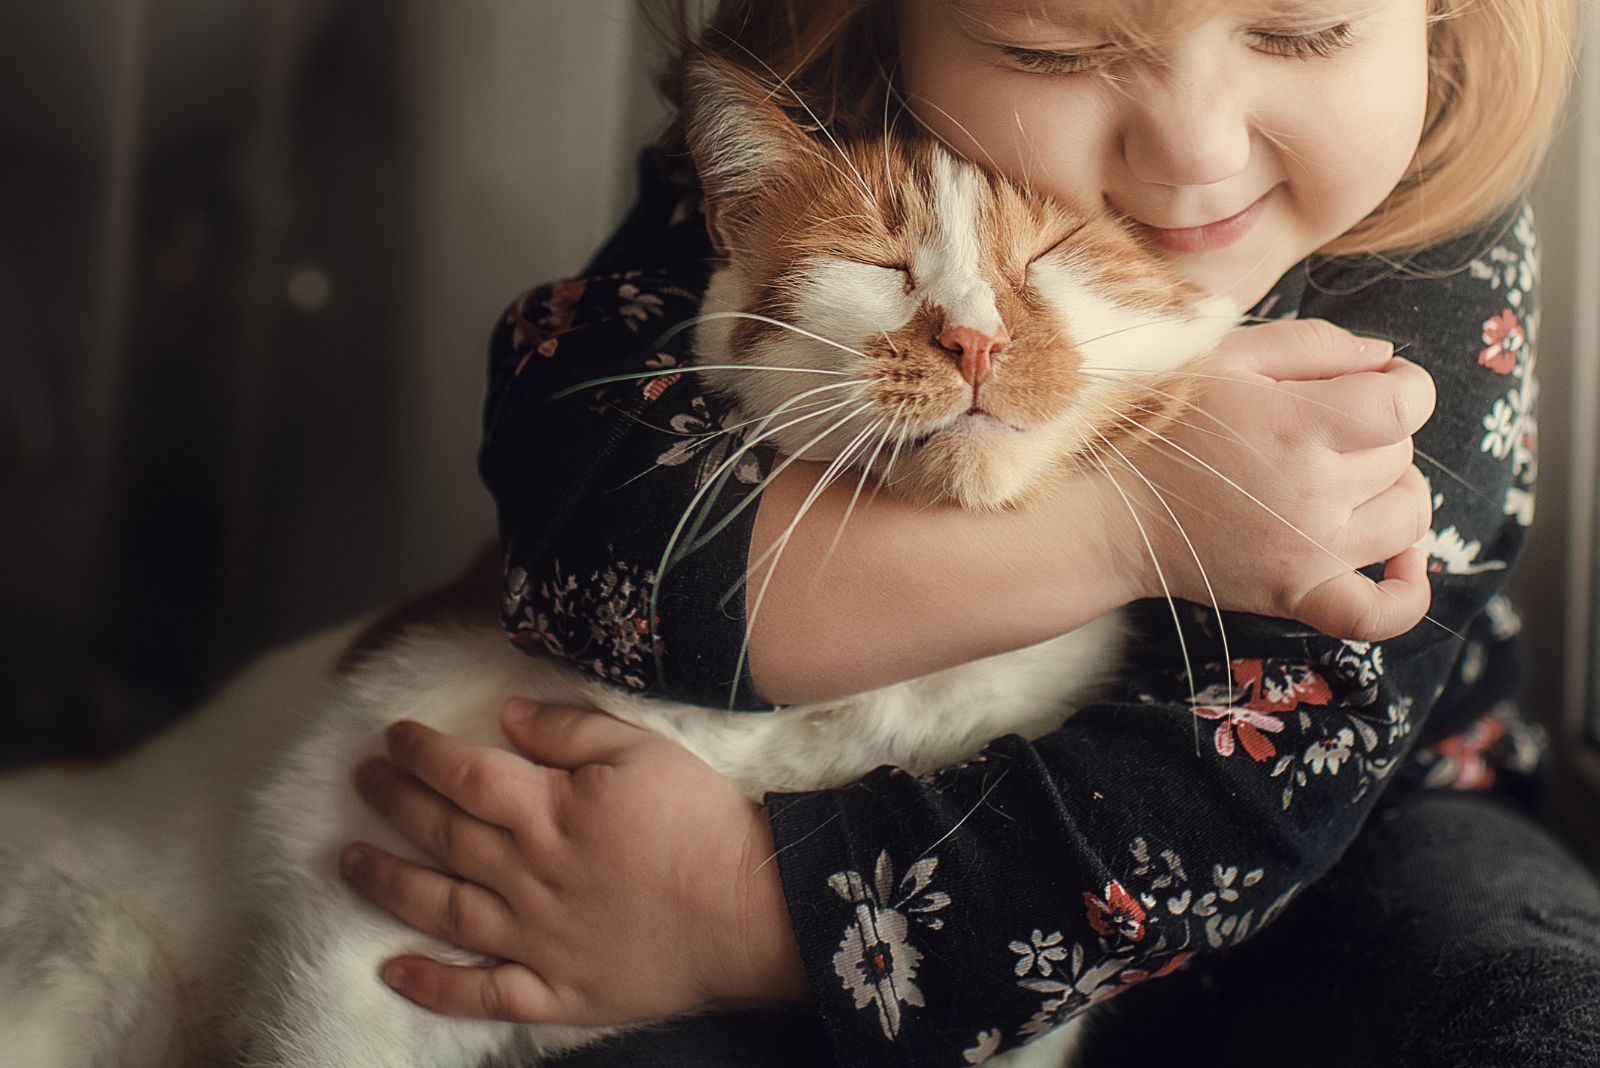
[{"x1": 338, "y1": 0, "x2": 1598, "y2": 1064}]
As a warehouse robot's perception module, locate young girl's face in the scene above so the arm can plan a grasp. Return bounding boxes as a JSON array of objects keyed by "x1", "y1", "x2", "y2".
[{"x1": 894, "y1": 0, "x2": 1430, "y2": 308}]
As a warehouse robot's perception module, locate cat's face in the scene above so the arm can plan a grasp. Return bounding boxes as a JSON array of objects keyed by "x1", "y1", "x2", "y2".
[{"x1": 686, "y1": 59, "x2": 1235, "y2": 511}]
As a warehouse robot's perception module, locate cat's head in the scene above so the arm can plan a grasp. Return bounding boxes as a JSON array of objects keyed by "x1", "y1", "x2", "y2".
[{"x1": 683, "y1": 56, "x2": 1236, "y2": 511}]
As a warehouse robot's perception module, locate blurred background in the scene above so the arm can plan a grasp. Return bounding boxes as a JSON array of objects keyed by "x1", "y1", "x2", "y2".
[{"x1": 1, "y1": 0, "x2": 1595, "y2": 859}]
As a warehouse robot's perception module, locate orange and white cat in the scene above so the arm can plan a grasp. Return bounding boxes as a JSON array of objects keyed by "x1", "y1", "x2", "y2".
[{"x1": 0, "y1": 57, "x2": 1233, "y2": 1068}]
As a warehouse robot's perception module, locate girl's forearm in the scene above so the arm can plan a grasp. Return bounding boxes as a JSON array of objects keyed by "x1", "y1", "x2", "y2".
[{"x1": 745, "y1": 461, "x2": 1141, "y2": 704}]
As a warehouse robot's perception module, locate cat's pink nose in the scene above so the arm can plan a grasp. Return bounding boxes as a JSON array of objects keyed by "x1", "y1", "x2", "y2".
[{"x1": 938, "y1": 323, "x2": 1009, "y2": 388}]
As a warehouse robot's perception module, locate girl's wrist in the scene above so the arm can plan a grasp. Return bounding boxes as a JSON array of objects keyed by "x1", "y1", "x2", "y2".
[
  {"x1": 1040, "y1": 466, "x2": 1155, "y2": 609},
  {"x1": 715, "y1": 806, "x2": 810, "y2": 1005}
]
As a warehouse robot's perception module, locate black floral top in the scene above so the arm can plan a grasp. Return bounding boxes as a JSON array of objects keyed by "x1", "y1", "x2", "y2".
[{"x1": 479, "y1": 159, "x2": 1547, "y2": 1066}]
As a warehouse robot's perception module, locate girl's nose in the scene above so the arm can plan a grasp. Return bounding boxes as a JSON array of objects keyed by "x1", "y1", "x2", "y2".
[{"x1": 1122, "y1": 78, "x2": 1251, "y2": 188}]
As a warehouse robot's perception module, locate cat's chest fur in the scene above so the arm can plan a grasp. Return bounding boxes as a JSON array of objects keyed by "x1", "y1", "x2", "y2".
[{"x1": 340, "y1": 610, "x2": 1127, "y2": 801}]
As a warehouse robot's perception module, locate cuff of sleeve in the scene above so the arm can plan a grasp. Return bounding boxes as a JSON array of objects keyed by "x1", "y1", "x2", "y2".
[{"x1": 765, "y1": 777, "x2": 957, "y2": 1068}]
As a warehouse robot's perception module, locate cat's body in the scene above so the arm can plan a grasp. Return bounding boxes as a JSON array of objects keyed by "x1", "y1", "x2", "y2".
[{"x1": 0, "y1": 58, "x2": 1234, "y2": 1068}]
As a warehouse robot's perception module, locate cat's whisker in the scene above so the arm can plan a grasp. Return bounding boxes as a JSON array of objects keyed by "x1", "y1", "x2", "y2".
[
  {"x1": 648, "y1": 387, "x2": 869, "y2": 660},
  {"x1": 879, "y1": 58, "x2": 903, "y2": 215},
  {"x1": 1088, "y1": 424, "x2": 1235, "y2": 713},
  {"x1": 608, "y1": 385, "x2": 874, "y2": 495},
  {"x1": 650, "y1": 390, "x2": 871, "y2": 678},
  {"x1": 680, "y1": 400, "x2": 879, "y2": 566},
  {"x1": 1095, "y1": 402, "x2": 1467, "y2": 643},
  {"x1": 1084, "y1": 365, "x2": 1496, "y2": 506},
  {"x1": 870, "y1": 402, "x2": 913, "y2": 502},
  {"x1": 739, "y1": 413, "x2": 887, "y2": 604},
  {"x1": 1082, "y1": 378, "x2": 1264, "y2": 457},
  {"x1": 902, "y1": 92, "x2": 1005, "y2": 177},
  {"x1": 1075, "y1": 432, "x2": 1203, "y2": 721},
  {"x1": 653, "y1": 311, "x2": 876, "y2": 367},
  {"x1": 819, "y1": 411, "x2": 904, "y2": 574},
  {"x1": 550, "y1": 361, "x2": 850, "y2": 401},
  {"x1": 728, "y1": 405, "x2": 884, "y2": 708},
  {"x1": 800, "y1": 213, "x2": 883, "y2": 230},
  {"x1": 723, "y1": 42, "x2": 878, "y2": 207}
]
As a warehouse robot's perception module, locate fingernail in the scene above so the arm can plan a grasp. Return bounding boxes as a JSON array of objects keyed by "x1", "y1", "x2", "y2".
[
  {"x1": 341, "y1": 845, "x2": 367, "y2": 878},
  {"x1": 383, "y1": 962, "x2": 409, "y2": 990}
]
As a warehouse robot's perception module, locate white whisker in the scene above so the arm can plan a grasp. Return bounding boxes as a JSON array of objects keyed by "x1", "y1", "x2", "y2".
[
  {"x1": 1089, "y1": 423, "x2": 1234, "y2": 713},
  {"x1": 1095, "y1": 402, "x2": 1465, "y2": 643},
  {"x1": 1076, "y1": 432, "x2": 1202, "y2": 720}
]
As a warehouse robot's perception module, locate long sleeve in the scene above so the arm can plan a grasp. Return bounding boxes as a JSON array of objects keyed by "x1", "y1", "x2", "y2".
[
  {"x1": 480, "y1": 186, "x2": 776, "y2": 708},
  {"x1": 761, "y1": 204, "x2": 1545, "y2": 1065}
]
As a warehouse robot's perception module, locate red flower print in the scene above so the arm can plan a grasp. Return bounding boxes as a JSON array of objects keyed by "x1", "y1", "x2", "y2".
[
  {"x1": 642, "y1": 372, "x2": 681, "y2": 401},
  {"x1": 1478, "y1": 309, "x2": 1524, "y2": 375},
  {"x1": 1083, "y1": 880, "x2": 1147, "y2": 943},
  {"x1": 1426, "y1": 714, "x2": 1508, "y2": 790},
  {"x1": 507, "y1": 278, "x2": 589, "y2": 373},
  {"x1": 1230, "y1": 659, "x2": 1333, "y2": 713},
  {"x1": 1193, "y1": 705, "x2": 1286, "y2": 761}
]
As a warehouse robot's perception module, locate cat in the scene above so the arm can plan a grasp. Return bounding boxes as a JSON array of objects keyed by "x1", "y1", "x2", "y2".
[{"x1": 0, "y1": 55, "x2": 1234, "y2": 1068}]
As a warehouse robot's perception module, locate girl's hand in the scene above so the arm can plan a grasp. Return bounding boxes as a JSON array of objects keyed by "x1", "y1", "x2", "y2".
[
  {"x1": 339, "y1": 700, "x2": 809, "y2": 1025},
  {"x1": 1094, "y1": 318, "x2": 1436, "y2": 641}
]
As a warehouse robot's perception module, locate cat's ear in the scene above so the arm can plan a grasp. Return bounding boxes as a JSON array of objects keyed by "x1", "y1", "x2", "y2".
[{"x1": 682, "y1": 55, "x2": 815, "y2": 256}]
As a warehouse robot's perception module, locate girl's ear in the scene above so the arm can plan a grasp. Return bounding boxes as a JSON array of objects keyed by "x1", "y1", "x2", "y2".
[{"x1": 682, "y1": 54, "x2": 814, "y2": 256}]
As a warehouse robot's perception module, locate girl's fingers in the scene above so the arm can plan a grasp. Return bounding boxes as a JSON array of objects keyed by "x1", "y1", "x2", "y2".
[
  {"x1": 1339, "y1": 465, "x2": 1434, "y2": 565},
  {"x1": 353, "y1": 759, "x2": 520, "y2": 887},
  {"x1": 500, "y1": 698, "x2": 646, "y2": 769},
  {"x1": 1342, "y1": 439, "x2": 1419, "y2": 504},
  {"x1": 1294, "y1": 547, "x2": 1432, "y2": 642},
  {"x1": 1285, "y1": 358, "x2": 1436, "y2": 451},
  {"x1": 340, "y1": 842, "x2": 519, "y2": 960},
  {"x1": 1222, "y1": 319, "x2": 1390, "y2": 381},
  {"x1": 381, "y1": 957, "x2": 575, "y2": 1025},
  {"x1": 383, "y1": 720, "x2": 548, "y2": 828}
]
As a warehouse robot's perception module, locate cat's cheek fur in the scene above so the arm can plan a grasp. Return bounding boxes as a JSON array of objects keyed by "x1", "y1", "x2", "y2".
[{"x1": 1029, "y1": 257, "x2": 1237, "y2": 389}]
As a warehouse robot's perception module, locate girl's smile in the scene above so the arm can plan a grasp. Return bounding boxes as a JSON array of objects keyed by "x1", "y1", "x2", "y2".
[
  {"x1": 1121, "y1": 185, "x2": 1277, "y2": 253},
  {"x1": 894, "y1": 0, "x2": 1431, "y2": 309}
]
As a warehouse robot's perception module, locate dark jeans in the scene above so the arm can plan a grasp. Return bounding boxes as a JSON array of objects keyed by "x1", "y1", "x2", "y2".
[{"x1": 546, "y1": 792, "x2": 1600, "y2": 1067}]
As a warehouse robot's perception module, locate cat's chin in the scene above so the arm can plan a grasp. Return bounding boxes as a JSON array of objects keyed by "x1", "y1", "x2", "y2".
[{"x1": 892, "y1": 420, "x2": 1067, "y2": 511}]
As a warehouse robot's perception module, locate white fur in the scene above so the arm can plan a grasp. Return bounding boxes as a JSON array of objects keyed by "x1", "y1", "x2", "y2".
[
  {"x1": 918, "y1": 152, "x2": 1006, "y2": 337},
  {"x1": 1029, "y1": 258, "x2": 1235, "y2": 387},
  {"x1": 0, "y1": 609, "x2": 1122, "y2": 1067}
]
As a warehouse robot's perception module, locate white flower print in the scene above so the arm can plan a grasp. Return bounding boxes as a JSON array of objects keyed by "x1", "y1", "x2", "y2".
[
  {"x1": 616, "y1": 281, "x2": 665, "y2": 330},
  {"x1": 1009, "y1": 929, "x2": 1070, "y2": 977},
  {"x1": 832, "y1": 906, "x2": 925, "y2": 1039},
  {"x1": 654, "y1": 394, "x2": 763, "y2": 488},
  {"x1": 1385, "y1": 695, "x2": 1415, "y2": 744},
  {"x1": 1304, "y1": 727, "x2": 1355, "y2": 775},
  {"x1": 1414, "y1": 524, "x2": 1507, "y2": 576},
  {"x1": 1481, "y1": 397, "x2": 1517, "y2": 458},
  {"x1": 1336, "y1": 640, "x2": 1385, "y2": 689},
  {"x1": 963, "y1": 1029, "x2": 1003, "y2": 1064},
  {"x1": 826, "y1": 851, "x2": 950, "y2": 1039},
  {"x1": 1468, "y1": 205, "x2": 1539, "y2": 309},
  {"x1": 1503, "y1": 486, "x2": 1536, "y2": 527},
  {"x1": 1484, "y1": 594, "x2": 1524, "y2": 639}
]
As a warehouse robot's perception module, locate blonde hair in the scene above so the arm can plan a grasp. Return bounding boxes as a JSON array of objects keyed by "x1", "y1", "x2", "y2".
[{"x1": 649, "y1": 0, "x2": 1580, "y2": 258}]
